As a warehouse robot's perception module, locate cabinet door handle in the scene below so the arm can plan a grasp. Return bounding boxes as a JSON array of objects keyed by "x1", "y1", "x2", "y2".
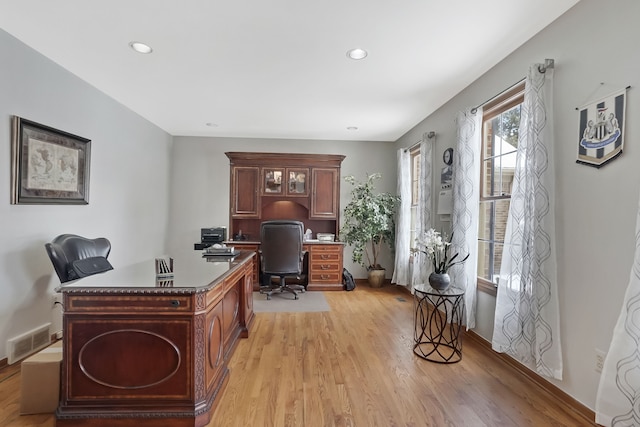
[
  {"x1": 321, "y1": 264, "x2": 331, "y2": 270},
  {"x1": 170, "y1": 300, "x2": 181, "y2": 307},
  {"x1": 320, "y1": 254, "x2": 331, "y2": 260},
  {"x1": 321, "y1": 274, "x2": 330, "y2": 280}
]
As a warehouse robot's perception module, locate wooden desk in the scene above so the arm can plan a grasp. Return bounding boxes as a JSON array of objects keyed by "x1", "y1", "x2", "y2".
[{"x1": 54, "y1": 251, "x2": 255, "y2": 427}]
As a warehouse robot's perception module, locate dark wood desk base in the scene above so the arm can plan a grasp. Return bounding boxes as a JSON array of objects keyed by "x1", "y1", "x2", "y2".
[{"x1": 55, "y1": 252, "x2": 255, "y2": 427}]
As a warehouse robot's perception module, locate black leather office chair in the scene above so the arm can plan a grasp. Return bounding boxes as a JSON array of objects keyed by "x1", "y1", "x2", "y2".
[
  {"x1": 259, "y1": 220, "x2": 306, "y2": 300},
  {"x1": 45, "y1": 234, "x2": 113, "y2": 283}
]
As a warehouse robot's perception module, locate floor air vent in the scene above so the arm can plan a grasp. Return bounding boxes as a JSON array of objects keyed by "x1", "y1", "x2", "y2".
[{"x1": 7, "y1": 323, "x2": 52, "y2": 364}]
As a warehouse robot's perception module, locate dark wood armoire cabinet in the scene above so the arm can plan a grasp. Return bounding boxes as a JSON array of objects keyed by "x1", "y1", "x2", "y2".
[
  {"x1": 225, "y1": 152, "x2": 344, "y2": 240},
  {"x1": 225, "y1": 152, "x2": 346, "y2": 291}
]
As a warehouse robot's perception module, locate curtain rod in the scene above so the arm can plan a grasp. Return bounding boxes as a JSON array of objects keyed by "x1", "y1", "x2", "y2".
[
  {"x1": 471, "y1": 59, "x2": 555, "y2": 114},
  {"x1": 471, "y1": 78, "x2": 524, "y2": 114},
  {"x1": 404, "y1": 131, "x2": 435, "y2": 152}
]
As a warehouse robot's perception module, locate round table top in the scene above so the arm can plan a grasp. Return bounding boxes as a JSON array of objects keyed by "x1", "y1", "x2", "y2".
[{"x1": 413, "y1": 283, "x2": 465, "y2": 296}]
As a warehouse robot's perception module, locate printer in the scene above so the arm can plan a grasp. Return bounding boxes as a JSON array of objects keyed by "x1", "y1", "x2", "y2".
[{"x1": 194, "y1": 227, "x2": 227, "y2": 250}]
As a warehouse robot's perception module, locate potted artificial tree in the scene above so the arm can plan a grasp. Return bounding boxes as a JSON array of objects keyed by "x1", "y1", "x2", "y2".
[{"x1": 340, "y1": 173, "x2": 399, "y2": 287}]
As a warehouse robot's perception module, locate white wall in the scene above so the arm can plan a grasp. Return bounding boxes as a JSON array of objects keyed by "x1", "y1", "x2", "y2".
[
  {"x1": 395, "y1": 0, "x2": 640, "y2": 411},
  {"x1": 0, "y1": 30, "x2": 173, "y2": 359},
  {"x1": 167, "y1": 137, "x2": 397, "y2": 278}
]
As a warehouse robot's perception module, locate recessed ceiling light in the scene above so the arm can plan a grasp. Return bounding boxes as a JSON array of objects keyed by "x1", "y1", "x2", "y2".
[
  {"x1": 346, "y1": 48, "x2": 368, "y2": 60},
  {"x1": 347, "y1": 126, "x2": 358, "y2": 131},
  {"x1": 129, "y1": 41, "x2": 153, "y2": 54}
]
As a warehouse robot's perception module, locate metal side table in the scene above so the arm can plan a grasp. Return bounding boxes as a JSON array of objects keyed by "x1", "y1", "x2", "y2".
[{"x1": 413, "y1": 283, "x2": 465, "y2": 363}]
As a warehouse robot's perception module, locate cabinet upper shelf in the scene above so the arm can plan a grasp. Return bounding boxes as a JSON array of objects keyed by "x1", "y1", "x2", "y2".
[{"x1": 225, "y1": 152, "x2": 345, "y2": 167}]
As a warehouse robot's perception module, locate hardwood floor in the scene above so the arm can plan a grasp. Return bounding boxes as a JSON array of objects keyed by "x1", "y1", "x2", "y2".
[{"x1": 1, "y1": 285, "x2": 595, "y2": 427}]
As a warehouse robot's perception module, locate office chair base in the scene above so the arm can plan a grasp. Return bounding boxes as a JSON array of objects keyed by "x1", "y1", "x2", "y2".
[
  {"x1": 259, "y1": 285, "x2": 303, "y2": 300},
  {"x1": 259, "y1": 277, "x2": 305, "y2": 300}
]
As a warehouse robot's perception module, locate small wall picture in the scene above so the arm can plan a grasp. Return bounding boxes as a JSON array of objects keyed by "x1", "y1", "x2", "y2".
[
  {"x1": 441, "y1": 147, "x2": 453, "y2": 188},
  {"x1": 576, "y1": 87, "x2": 627, "y2": 168}
]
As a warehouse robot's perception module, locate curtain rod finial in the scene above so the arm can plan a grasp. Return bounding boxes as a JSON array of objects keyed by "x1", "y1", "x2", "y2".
[
  {"x1": 539, "y1": 58, "x2": 555, "y2": 73},
  {"x1": 427, "y1": 131, "x2": 436, "y2": 139}
]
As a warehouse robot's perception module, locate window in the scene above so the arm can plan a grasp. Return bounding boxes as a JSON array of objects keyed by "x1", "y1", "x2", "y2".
[
  {"x1": 409, "y1": 147, "x2": 421, "y2": 254},
  {"x1": 477, "y1": 82, "x2": 524, "y2": 295}
]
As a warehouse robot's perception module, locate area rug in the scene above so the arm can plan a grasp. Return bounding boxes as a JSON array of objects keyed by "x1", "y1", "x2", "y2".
[{"x1": 252, "y1": 291, "x2": 330, "y2": 313}]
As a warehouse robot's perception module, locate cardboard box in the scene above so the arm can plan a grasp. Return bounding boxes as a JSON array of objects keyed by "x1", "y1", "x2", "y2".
[{"x1": 20, "y1": 340, "x2": 62, "y2": 414}]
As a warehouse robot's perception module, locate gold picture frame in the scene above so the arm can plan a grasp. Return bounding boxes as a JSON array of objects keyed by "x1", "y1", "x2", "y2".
[{"x1": 11, "y1": 116, "x2": 91, "y2": 204}]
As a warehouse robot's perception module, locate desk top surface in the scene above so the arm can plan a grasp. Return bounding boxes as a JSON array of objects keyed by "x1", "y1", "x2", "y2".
[
  {"x1": 56, "y1": 250, "x2": 254, "y2": 294},
  {"x1": 227, "y1": 240, "x2": 344, "y2": 245}
]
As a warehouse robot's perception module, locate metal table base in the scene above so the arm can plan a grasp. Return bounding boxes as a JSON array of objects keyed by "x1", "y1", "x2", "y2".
[{"x1": 413, "y1": 284, "x2": 465, "y2": 363}]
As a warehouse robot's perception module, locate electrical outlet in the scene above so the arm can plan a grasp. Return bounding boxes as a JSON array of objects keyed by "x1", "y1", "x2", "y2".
[
  {"x1": 595, "y1": 349, "x2": 606, "y2": 373},
  {"x1": 51, "y1": 294, "x2": 63, "y2": 309}
]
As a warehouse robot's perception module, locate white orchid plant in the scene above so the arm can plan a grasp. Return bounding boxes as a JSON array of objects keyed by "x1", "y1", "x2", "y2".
[{"x1": 413, "y1": 228, "x2": 469, "y2": 274}]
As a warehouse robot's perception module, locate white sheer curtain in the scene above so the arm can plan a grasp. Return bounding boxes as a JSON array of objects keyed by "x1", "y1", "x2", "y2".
[
  {"x1": 411, "y1": 136, "x2": 433, "y2": 286},
  {"x1": 450, "y1": 108, "x2": 481, "y2": 329},
  {"x1": 492, "y1": 64, "x2": 562, "y2": 380},
  {"x1": 392, "y1": 148, "x2": 411, "y2": 287},
  {"x1": 596, "y1": 188, "x2": 640, "y2": 426}
]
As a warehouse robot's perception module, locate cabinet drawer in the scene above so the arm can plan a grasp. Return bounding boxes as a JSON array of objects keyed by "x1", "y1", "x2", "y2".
[
  {"x1": 311, "y1": 245, "x2": 342, "y2": 253},
  {"x1": 309, "y1": 272, "x2": 342, "y2": 283},
  {"x1": 310, "y1": 252, "x2": 341, "y2": 262},
  {"x1": 66, "y1": 295, "x2": 193, "y2": 312},
  {"x1": 310, "y1": 261, "x2": 340, "y2": 273}
]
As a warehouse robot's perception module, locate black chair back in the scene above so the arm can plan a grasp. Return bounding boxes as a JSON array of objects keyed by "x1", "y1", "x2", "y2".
[
  {"x1": 45, "y1": 234, "x2": 111, "y2": 283},
  {"x1": 260, "y1": 220, "x2": 304, "y2": 276}
]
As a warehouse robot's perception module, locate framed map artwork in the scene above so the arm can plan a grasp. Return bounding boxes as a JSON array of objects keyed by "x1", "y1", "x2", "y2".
[{"x1": 11, "y1": 116, "x2": 91, "y2": 204}]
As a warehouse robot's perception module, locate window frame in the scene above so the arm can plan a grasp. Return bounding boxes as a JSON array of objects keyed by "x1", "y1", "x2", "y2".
[{"x1": 477, "y1": 81, "x2": 525, "y2": 296}]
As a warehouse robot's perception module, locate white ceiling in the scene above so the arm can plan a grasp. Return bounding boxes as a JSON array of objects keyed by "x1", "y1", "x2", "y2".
[{"x1": 0, "y1": 1, "x2": 580, "y2": 142}]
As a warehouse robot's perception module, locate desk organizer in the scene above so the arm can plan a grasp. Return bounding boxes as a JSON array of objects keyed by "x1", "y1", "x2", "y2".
[{"x1": 155, "y1": 257, "x2": 174, "y2": 278}]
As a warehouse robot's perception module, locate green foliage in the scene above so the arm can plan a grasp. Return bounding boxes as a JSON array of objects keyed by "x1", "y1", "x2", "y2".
[
  {"x1": 340, "y1": 173, "x2": 399, "y2": 270},
  {"x1": 492, "y1": 105, "x2": 521, "y2": 147}
]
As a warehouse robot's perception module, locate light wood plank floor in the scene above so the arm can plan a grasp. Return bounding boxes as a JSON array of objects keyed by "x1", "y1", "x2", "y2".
[{"x1": 1, "y1": 285, "x2": 594, "y2": 427}]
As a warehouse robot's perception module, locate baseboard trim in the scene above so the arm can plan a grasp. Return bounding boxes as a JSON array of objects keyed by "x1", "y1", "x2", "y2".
[
  {"x1": 465, "y1": 330, "x2": 596, "y2": 426},
  {"x1": 354, "y1": 278, "x2": 393, "y2": 286}
]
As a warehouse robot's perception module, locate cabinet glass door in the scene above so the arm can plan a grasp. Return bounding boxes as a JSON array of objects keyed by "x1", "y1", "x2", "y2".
[
  {"x1": 262, "y1": 168, "x2": 284, "y2": 194},
  {"x1": 286, "y1": 168, "x2": 309, "y2": 196}
]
